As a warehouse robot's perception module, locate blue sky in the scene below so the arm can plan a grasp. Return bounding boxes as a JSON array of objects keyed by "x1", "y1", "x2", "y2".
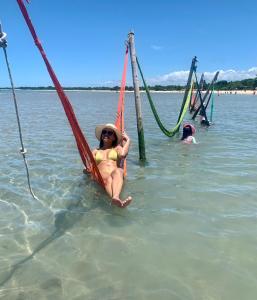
[{"x1": 0, "y1": 0, "x2": 257, "y2": 86}]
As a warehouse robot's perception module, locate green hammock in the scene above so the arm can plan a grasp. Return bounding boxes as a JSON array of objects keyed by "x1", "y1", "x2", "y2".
[
  {"x1": 137, "y1": 58, "x2": 193, "y2": 137},
  {"x1": 192, "y1": 71, "x2": 219, "y2": 123}
]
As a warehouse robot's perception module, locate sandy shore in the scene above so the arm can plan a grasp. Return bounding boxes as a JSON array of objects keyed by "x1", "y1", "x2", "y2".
[
  {"x1": 214, "y1": 90, "x2": 256, "y2": 95},
  {"x1": 148, "y1": 90, "x2": 257, "y2": 95},
  {"x1": 133, "y1": 90, "x2": 257, "y2": 95},
  {"x1": 1, "y1": 89, "x2": 256, "y2": 95}
]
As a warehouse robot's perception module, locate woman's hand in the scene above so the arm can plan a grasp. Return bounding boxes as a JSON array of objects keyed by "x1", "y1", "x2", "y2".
[
  {"x1": 118, "y1": 131, "x2": 130, "y2": 157},
  {"x1": 122, "y1": 131, "x2": 130, "y2": 143}
]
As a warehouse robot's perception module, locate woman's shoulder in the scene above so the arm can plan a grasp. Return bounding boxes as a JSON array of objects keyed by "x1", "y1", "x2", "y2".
[
  {"x1": 114, "y1": 145, "x2": 122, "y2": 151},
  {"x1": 182, "y1": 136, "x2": 196, "y2": 144},
  {"x1": 186, "y1": 136, "x2": 194, "y2": 142},
  {"x1": 114, "y1": 145, "x2": 123, "y2": 156},
  {"x1": 92, "y1": 148, "x2": 101, "y2": 154}
]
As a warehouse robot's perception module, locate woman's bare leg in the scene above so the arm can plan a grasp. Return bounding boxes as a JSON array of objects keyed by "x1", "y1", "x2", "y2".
[
  {"x1": 111, "y1": 168, "x2": 132, "y2": 208},
  {"x1": 112, "y1": 168, "x2": 124, "y2": 199},
  {"x1": 103, "y1": 175, "x2": 113, "y2": 198}
]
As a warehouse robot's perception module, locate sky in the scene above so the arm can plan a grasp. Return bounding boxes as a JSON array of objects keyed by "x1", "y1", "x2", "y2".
[{"x1": 0, "y1": 0, "x2": 257, "y2": 87}]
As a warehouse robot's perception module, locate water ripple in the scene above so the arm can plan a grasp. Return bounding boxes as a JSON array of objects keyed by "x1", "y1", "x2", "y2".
[{"x1": 0, "y1": 91, "x2": 257, "y2": 299}]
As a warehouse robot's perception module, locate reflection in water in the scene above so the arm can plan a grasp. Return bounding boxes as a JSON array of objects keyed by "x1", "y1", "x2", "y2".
[
  {"x1": 0, "y1": 176, "x2": 129, "y2": 288},
  {"x1": 1, "y1": 91, "x2": 257, "y2": 299},
  {"x1": 0, "y1": 184, "x2": 99, "y2": 287}
]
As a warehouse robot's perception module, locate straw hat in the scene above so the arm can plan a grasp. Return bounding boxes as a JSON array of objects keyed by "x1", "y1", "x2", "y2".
[
  {"x1": 183, "y1": 123, "x2": 196, "y2": 135},
  {"x1": 95, "y1": 123, "x2": 122, "y2": 143}
]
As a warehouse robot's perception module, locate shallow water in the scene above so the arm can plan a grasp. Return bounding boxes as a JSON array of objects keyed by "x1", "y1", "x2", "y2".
[{"x1": 0, "y1": 90, "x2": 256, "y2": 299}]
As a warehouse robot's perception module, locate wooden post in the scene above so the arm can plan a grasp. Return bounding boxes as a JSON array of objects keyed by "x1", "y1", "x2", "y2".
[{"x1": 128, "y1": 31, "x2": 146, "y2": 161}]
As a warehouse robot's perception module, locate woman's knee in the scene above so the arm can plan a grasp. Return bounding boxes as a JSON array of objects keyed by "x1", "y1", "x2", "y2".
[
  {"x1": 104, "y1": 176, "x2": 112, "y2": 186},
  {"x1": 112, "y1": 168, "x2": 124, "y2": 178}
]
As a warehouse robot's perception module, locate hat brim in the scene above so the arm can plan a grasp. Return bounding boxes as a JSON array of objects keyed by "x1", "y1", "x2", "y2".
[{"x1": 95, "y1": 123, "x2": 122, "y2": 143}]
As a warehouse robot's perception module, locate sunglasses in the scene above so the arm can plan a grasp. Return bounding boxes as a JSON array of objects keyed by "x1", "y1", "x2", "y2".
[{"x1": 102, "y1": 129, "x2": 114, "y2": 136}]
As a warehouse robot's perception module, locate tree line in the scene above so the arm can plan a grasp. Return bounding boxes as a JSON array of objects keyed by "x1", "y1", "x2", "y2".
[
  {"x1": 0, "y1": 77, "x2": 256, "y2": 91},
  {"x1": 208, "y1": 78, "x2": 257, "y2": 91}
]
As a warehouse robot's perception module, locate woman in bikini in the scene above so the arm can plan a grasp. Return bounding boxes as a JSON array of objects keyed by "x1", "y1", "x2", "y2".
[{"x1": 92, "y1": 123, "x2": 132, "y2": 208}]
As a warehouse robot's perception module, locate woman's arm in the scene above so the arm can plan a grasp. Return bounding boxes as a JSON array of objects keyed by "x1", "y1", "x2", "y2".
[
  {"x1": 117, "y1": 131, "x2": 130, "y2": 157},
  {"x1": 191, "y1": 136, "x2": 197, "y2": 144}
]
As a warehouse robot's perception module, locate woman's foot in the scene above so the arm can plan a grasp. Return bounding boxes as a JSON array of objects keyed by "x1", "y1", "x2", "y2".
[{"x1": 111, "y1": 196, "x2": 132, "y2": 208}]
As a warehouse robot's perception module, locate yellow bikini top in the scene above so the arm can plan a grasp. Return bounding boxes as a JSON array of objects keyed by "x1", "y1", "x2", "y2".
[{"x1": 95, "y1": 148, "x2": 118, "y2": 164}]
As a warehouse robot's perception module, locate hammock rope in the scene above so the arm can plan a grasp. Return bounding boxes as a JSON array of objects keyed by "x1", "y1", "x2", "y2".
[
  {"x1": 0, "y1": 26, "x2": 44, "y2": 205},
  {"x1": 136, "y1": 57, "x2": 194, "y2": 137}
]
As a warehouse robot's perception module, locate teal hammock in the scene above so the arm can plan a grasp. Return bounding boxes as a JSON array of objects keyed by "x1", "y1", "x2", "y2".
[
  {"x1": 209, "y1": 85, "x2": 215, "y2": 122},
  {"x1": 136, "y1": 58, "x2": 193, "y2": 137}
]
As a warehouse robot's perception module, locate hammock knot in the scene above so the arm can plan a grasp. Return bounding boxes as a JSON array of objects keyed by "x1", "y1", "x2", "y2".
[
  {"x1": 20, "y1": 148, "x2": 27, "y2": 155},
  {"x1": 35, "y1": 38, "x2": 41, "y2": 47},
  {"x1": 0, "y1": 31, "x2": 7, "y2": 48}
]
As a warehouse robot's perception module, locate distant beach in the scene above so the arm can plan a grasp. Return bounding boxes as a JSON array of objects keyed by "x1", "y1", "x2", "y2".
[
  {"x1": 1, "y1": 89, "x2": 256, "y2": 95},
  {"x1": 148, "y1": 90, "x2": 257, "y2": 95},
  {"x1": 215, "y1": 90, "x2": 256, "y2": 95}
]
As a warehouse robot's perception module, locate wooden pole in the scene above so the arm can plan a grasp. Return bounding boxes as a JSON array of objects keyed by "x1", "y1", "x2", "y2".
[{"x1": 128, "y1": 31, "x2": 146, "y2": 161}]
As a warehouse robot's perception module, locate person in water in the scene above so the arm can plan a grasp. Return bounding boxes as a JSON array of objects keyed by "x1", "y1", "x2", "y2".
[
  {"x1": 199, "y1": 103, "x2": 210, "y2": 126},
  {"x1": 92, "y1": 123, "x2": 132, "y2": 208},
  {"x1": 199, "y1": 114, "x2": 210, "y2": 126},
  {"x1": 181, "y1": 123, "x2": 197, "y2": 144}
]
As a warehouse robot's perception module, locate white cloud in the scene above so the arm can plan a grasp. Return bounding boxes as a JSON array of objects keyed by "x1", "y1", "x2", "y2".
[
  {"x1": 147, "y1": 67, "x2": 257, "y2": 85},
  {"x1": 148, "y1": 70, "x2": 189, "y2": 85},
  {"x1": 151, "y1": 45, "x2": 163, "y2": 51},
  {"x1": 204, "y1": 67, "x2": 257, "y2": 82},
  {"x1": 102, "y1": 80, "x2": 120, "y2": 86}
]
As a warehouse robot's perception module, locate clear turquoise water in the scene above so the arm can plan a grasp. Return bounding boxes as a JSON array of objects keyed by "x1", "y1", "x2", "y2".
[{"x1": 0, "y1": 90, "x2": 257, "y2": 299}]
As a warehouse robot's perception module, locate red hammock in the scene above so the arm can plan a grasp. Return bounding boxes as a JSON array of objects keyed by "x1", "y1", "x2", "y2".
[
  {"x1": 190, "y1": 82, "x2": 197, "y2": 110},
  {"x1": 17, "y1": 0, "x2": 128, "y2": 187},
  {"x1": 115, "y1": 46, "x2": 128, "y2": 176}
]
